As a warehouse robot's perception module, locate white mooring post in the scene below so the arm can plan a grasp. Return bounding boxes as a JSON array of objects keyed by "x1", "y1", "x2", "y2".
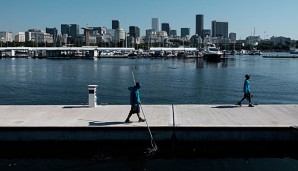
[{"x1": 88, "y1": 85, "x2": 97, "y2": 108}]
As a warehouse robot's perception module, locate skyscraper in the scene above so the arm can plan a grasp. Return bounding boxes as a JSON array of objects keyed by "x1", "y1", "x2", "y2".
[
  {"x1": 61, "y1": 24, "x2": 70, "y2": 35},
  {"x1": 152, "y1": 18, "x2": 160, "y2": 32},
  {"x1": 112, "y1": 20, "x2": 120, "y2": 29},
  {"x1": 181, "y1": 28, "x2": 190, "y2": 38},
  {"x1": 61, "y1": 24, "x2": 79, "y2": 38},
  {"x1": 196, "y1": 14, "x2": 204, "y2": 37},
  {"x1": 129, "y1": 26, "x2": 140, "y2": 38},
  {"x1": 46, "y1": 27, "x2": 57, "y2": 45},
  {"x1": 69, "y1": 24, "x2": 79, "y2": 38},
  {"x1": 212, "y1": 20, "x2": 228, "y2": 38},
  {"x1": 46, "y1": 27, "x2": 57, "y2": 39},
  {"x1": 161, "y1": 23, "x2": 170, "y2": 35}
]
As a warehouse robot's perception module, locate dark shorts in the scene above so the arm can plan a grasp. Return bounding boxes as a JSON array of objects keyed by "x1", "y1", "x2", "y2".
[
  {"x1": 244, "y1": 93, "x2": 251, "y2": 100},
  {"x1": 130, "y1": 105, "x2": 140, "y2": 114}
]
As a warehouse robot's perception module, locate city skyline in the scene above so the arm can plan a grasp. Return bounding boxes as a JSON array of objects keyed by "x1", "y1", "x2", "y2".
[{"x1": 0, "y1": 0, "x2": 298, "y2": 40}]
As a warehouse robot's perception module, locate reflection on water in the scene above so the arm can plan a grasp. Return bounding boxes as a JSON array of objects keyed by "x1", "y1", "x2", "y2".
[{"x1": 1, "y1": 54, "x2": 298, "y2": 105}]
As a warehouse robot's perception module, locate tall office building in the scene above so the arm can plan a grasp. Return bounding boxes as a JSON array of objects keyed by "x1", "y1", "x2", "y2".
[
  {"x1": 129, "y1": 26, "x2": 140, "y2": 38},
  {"x1": 61, "y1": 24, "x2": 70, "y2": 35},
  {"x1": 212, "y1": 20, "x2": 228, "y2": 38},
  {"x1": 181, "y1": 28, "x2": 190, "y2": 38},
  {"x1": 61, "y1": 24, "x2": 79, "y2": 38},
  {"x1": 161, "y1": 23, "x2": 170, "y2": 36},
  {"x1": 112, "y1": 20, "x2": 120, "y2": 29},
  {"x1": 203, "y1": 29, "x2": 211, "y2": 38},
  {"x1": 69, "y1": 24, "x2": 79, "y2": 38},
  {"x1": 229, "y1": 32, "x2": 237, "y2": 43},
  {"x1": 170, "y1": 30, "x2": 177, "y2": 37},
  {"x1": 152, "y1": 18, "x2": 160, "y2": 32},
  {"x1": 46, "y1": 27, "x2": 58, "y2": 41},
  {"x1": 196, "y1": 14, "x2": 204, "y2": 37}
]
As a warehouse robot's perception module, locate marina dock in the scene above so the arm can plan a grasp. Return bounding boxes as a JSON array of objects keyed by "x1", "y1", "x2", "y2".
[{"x1": 0, "y1": 104, "x2": 298, "y2": 143}]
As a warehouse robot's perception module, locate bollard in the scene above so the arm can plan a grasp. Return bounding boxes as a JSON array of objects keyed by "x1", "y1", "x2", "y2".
[{"x1": 88, "y1": 85, "x2": 97, "y2": 108}]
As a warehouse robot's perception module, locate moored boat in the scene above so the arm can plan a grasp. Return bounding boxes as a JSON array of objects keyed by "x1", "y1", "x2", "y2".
[{"x1": 203, "y1": 43, "x2": 223, "y2": 61}]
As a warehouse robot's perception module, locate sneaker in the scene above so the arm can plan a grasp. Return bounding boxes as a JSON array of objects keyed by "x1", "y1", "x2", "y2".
[
  {"x1": 248, "y1": 104, "x2": 254, "y2": 107},
  {"x1": 236, "y1": 102, "x2": 242, "y2": 106},
  {"x1": 139, "y1": 118, "x2": 146, "y2": 122},
  {"x1": 125, "y1": 119, "x2": 132, "y2": 123}
]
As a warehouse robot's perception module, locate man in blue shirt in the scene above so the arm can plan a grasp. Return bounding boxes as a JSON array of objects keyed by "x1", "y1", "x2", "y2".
[
  {"x1": 237, "y1": 75, "x2": 254, "y2": 107},
  {"x1": 125, "y1": 82, "x2": 146, "y2": 123}
]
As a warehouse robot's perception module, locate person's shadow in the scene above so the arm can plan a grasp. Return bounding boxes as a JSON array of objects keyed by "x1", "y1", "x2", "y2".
[
  {"x1": 211, "y1": 105, "x2": 239, "y2": 109},
  {"x1": 88, "y1": 121, "x2": 124, "y2": 126}
]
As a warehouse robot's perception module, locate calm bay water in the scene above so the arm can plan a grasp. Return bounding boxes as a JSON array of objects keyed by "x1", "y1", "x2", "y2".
[
  {"x1": 1, "y1": 54, "x2": 298, "y2": 170},
  {"x1": 1, "y1": 53, "x2": 298, "y2": 105}
]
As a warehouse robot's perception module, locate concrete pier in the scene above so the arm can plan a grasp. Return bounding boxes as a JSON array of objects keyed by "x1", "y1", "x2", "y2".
[{"x1": 0, "y1": 105, "x2": 297, "y2": 142}]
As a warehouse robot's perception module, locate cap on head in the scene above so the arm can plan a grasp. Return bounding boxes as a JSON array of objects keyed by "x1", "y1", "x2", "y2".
[
  {"x1": 135, "y1": 82, "x2": 141, "y2": 89},
  {"x1": 245, "y1": 75, "x2": 250, "y2": 79}
]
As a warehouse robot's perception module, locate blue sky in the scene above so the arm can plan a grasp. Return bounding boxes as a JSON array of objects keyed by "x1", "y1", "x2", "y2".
[{"x1": 1, "y1": 0, "x2": 298, "y2": 39}]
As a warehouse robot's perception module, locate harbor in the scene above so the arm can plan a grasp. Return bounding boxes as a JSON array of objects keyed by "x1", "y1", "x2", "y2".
[{"x1": 0, "y1": 47, "x2": 201, "y2": 59}]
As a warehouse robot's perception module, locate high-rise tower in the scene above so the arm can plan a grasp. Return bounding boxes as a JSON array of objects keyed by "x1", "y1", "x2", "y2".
[
  {"x1": 152, "y1": 18, "x2": 160, "y2": 32},
  {"x1": 161, "y1": 23, "x2": 170, "y2": 35},
  {"x1": 212, "y1": 20, "x2": 228, "y2": 38},
  {"x1": 196, "y1": 14, "x2": 204, "y2": 37},
  {"x1": 112, "y1": 20, "x2": 120, "y2": 29}
]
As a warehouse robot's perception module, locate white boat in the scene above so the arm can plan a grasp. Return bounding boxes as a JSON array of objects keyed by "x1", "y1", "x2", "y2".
[
  {"x1": 203, "y1": 43, "x2": 223, "y2": 61},
  {"x1": 289, "y1": 47, "x2": 298, "y2": 54},
  {"x1": 248, "y1": 48, "x2": 262, "y2": 55}
]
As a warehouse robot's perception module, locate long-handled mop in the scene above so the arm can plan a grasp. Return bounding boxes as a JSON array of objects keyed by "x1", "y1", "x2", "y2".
[{"x1": 132, "y1": 71, "x2": 158, "y2": 153}]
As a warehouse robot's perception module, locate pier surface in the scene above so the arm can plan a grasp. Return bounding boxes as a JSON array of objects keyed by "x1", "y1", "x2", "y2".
[{"x1": 0, "y1": 104, "x2": 297, "y2": 142}]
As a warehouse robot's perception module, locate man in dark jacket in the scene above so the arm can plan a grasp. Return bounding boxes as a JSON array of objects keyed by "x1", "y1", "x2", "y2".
[{"x1": 125, "y1": 82, "x2": 146, "y2": 123}]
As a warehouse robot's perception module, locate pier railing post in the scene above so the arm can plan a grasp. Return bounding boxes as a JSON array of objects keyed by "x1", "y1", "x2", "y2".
[{"x1": 88, "y1": 85, "x2": 97, "y2": 108}]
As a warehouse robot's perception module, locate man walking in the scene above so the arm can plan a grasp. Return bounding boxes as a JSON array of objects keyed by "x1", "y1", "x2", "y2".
[
  {"x1": 125, "y1": 82, "x2": 146, "y2": 123},
  {"x1": 237, "y1": 75, "x2": 254, "y2": 107}
]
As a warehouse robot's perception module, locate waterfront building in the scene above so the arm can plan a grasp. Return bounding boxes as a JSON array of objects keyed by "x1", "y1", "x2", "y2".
[
  {"x1": 157, "y1": 31, "x2": 168, "y2": 45},
  {"x1": 61, "y1": 24, "x2": 79, "y2": 38},
  {"x1": 181, "y1": 28, "x2": 190, "y2": 38},
  {"x1": 115, "y1": 28, "x2": 125, "y2": 46},
  {"x1": 212, "y1": 20, "x2": 229, "y2": 38},
  {"x1": 46, "y1": 27, "x2": 58, "y2": 44},
  {"x1": 56, "y1": 34, "x2": 66, "y2": 46},
  {"x1": 270, "y1": 36, "x2": 291, "y2": 46},
  {"x1": 112, "y1": 20, "x2": 120, "y2": 29},
  {"x1": 161, "y1": 23, "x2": 170, "y2": 36},
  {"x1": 15, "y1": 32, "x2": 25, "y2": 42},
  {"x1": 81, "y1": 27, "x2": 91, "y2": 46},
  {"x1": 70, "y1": 24, "x2": 79, "y2": 38},
  {"x1": 145, "y1": 29, "x2": 158, "y2": 46},
  {"x1": 88, "y1": 27, "x2": 101, "y2": 35},
  {"x1": 129, "y1": 26, "x2": 140, "y2": 46},
  {"x1": 170, "y1": 30, "x2": 177, "y2": 37},
  {"x1": 196, "y1": 14, "x2": 204, "y2": 38},
  {"x1": 152, "y1": 18, "x2": 160, "y2": 32},
  {"x1": 46, "y1": 27, "x2": 57, "y2": 37},
  {"x1": 229, "y1": 32, "x2": 237, "y2": 43},
  {"x1": 246, "y1": 36, "x2": 261, "y2": 45},
  {"x1": 61, "y1": 24, "x2": 70, "y2": 36},
  {"x1": 25, "y1": 29, "x2": 43, "y2": 43},
  {"x1": 203, "y1": 29, "x2": 211, "y2": 38},
  {"x1": 129, "y1": 26, "x2": 140, "y2": 39},
  {"x1": 44, "y1": 33, "x2": 53, "y2": 43},
  {"x1": 0, "y1": 31, "x2": 13, "y2": 42},
  {"x1": 190, "y1": 34, "x2": 203, "y2": 47}
]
